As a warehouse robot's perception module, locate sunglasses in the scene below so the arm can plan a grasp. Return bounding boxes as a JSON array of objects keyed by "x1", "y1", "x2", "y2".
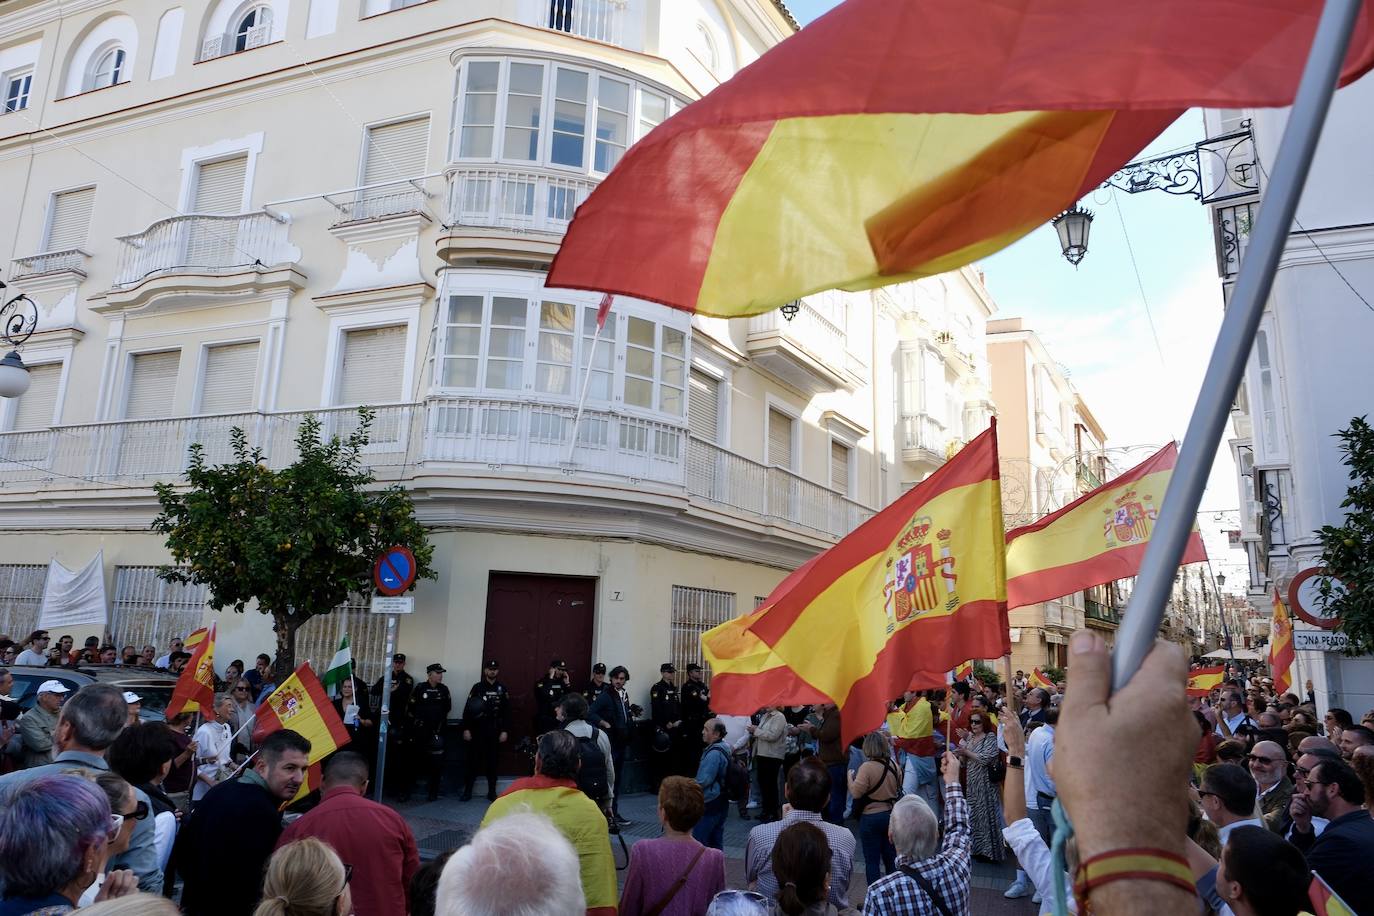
[
  {"x1": 110, "y1": 801, "x2": 150, "y2": 835},
  {"x1": 234, "y1": 686, "x2": 250, "y2": 692},
  {"x1": 1247, "y1": 754, "x2": 1282, "y2": 765}
]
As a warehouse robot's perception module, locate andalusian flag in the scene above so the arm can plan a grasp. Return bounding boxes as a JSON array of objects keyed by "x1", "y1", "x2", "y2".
[
  {"x1": 252, "y1": 663, "x2": 350, "y2": 804},
  {"x1": 320, "y1": 635, "x2": 352, "y2": 698},
  {"x1": 481, "y1": 775, "x2": 618, "y2": 916},
  {"x1": 1005, "y1": 444, "x2": 1207, "y2": 609},
  {"x1": 546, "y1": 0, "x2": 1374, "y2": 317},
  {"x1": 1309, "y1": 872, "x2": 1357, "y2": 916},
  {"x1": 1030, "y1": 668, "x2": 1056, "y2": 691},
  {"x1": 1186, "y1": 665, "x2": 1226, "y2": 698},
  {"x1": 167, "y1": 623, "x2": 216, "y2": 719},
  {"x1": 723, "y1": 425, "x2": 1007, "y2": 743},
  {"x1": 1270, "y1": 589, "x2": 1296, "y2": 696}
]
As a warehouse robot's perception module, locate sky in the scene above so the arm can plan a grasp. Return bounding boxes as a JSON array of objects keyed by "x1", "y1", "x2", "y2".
[{"x1": 783, "y1": 0, "x2": 1248, "y2": 587}]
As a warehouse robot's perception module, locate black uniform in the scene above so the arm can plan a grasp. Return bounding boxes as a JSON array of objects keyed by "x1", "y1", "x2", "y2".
[
  {"x1": 462, "y1": 678, "x2": 509, "y2": 800},
  {"x1": 410, "y1": 680, "x2": 452, "y2": 800},
  {"x1": 582, "y1": 677, "x2": 609, "y2": 706},
  {"x1": 533, "y1": 676, "x2": 569, "y2": 736},
  {"x1": 372, "y1": 669, "x2": 415, "y2": 797},
  {"x1": 650, "y1": 677, "x2": 682, "y2": 786},
  {"x1": 681, "y1": 676, "x2": 712, "y2": 754}
]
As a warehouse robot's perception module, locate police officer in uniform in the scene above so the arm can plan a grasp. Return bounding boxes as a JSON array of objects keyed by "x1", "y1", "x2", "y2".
[
  {"x1": 582, "y1": 662, "x2": 609, "y2": 706},
  {"x1": 410, "y1": 663, "x2": 452, "y2": 801},
  {"x1": 533, "y1": 659, "x2": 570, "y2": 735},
  {"x1": 680, "y1": 662, "x2": 712, "y2": 760},
  {"x1": 462, "y1": 659, "x2": 509, "y2": 801},
  {"x1": 372, "y1": 653, "x2": 416, "y2": 799},
  {"x1": 650, "y1": 662, "x2": 682, "y2": 787}
]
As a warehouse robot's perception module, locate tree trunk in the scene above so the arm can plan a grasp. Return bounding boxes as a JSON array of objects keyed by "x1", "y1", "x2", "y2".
[{"x1": 272, "y1": 612, "x2": 301, "y2": 684}]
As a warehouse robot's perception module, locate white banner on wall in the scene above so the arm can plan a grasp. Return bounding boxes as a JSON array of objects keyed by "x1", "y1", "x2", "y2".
[{"x1": 36, "y1": 550, "x2": 109, "y2": 630}]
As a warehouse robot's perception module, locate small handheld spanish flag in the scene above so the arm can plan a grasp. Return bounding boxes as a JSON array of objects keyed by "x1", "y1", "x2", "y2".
[
  {"x1": 252, "y1": 663, "x2": 351, "y2": 805},
  {"x1": 167, "y1": 623, "x2": 216, "y2": 719},
  {"x1": 1030, "y1": 667, "x2": 1056, "y2": 690},
  {"x1": 1185, "y1": 665, "x2": 1226, "y2": 698},
  {"x1": 1309, "y1": 871, "x2": 1356, "y2": 916}
]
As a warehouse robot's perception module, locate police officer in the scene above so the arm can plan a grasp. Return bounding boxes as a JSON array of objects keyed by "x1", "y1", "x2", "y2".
[
  {"x1": 533, "y1": 659, "x2": 570, "y2": 735},
  {"x1": 681, "y1": 662, "x2": 712, "y2": 758},
  {"x1": 650, "y1": 662, "x2": 682, "y2": 786},
  {"x1": 582, "y1": 662, "x2": 609, "y2": 706},
  {"x1": 410, "y1": 663, "x2": 452, "y2": 801},
  {"x1": 373, "y1": 653, "x2": 416, "y2": 799},
  {"x1": 461, "y1": 659, "x2": 509, "y2": 802}
]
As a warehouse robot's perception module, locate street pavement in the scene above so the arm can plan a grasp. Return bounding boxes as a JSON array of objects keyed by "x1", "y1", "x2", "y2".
[{"x1": 393, "y1": 787, "x2": 1039, "y2": 913}]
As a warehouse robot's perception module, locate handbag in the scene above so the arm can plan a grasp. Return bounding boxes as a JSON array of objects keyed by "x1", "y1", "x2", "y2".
[{"x1": 643, "y1": 845, "x2": 707, "y2": 916}]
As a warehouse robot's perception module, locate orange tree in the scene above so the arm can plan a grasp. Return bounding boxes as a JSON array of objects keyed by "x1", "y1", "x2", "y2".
[
  {"x1": 1316, "y1": 416, "x2": 1374, "y2": 654},
  {"x1": 152, "y1": 409, "x2": 435, "y2": 681}
]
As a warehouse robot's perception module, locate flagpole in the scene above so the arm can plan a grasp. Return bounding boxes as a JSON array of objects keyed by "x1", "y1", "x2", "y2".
[
  {"x1": 1206, "y1": 559, "x2": 1240, "y2": 677},
  {"x1": 1112, "y1": 0, "x2": 1362, "y2": 691},
  {"x1": 564, "y1": 317, "x2": 606, "y2": 465}
]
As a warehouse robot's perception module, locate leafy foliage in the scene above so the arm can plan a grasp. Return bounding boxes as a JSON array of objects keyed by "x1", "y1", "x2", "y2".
[
  {"x1": 152, "y1": 410, "x2": 435, "y2": 679},
  {"x1": 1041, "y1": 665, "x2": 1066, "y2": 685},
  {"x1": 971, "y1": 661, "x2": 1002, "y2": 688},
  {"x1": 1316, "y1": 416, "x2": 1374, "y2": 655}
]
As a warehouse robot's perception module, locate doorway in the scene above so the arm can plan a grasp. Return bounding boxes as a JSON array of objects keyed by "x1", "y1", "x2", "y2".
[{"x1": 481, "y1": 572, "x2": 596, "y2": 775}]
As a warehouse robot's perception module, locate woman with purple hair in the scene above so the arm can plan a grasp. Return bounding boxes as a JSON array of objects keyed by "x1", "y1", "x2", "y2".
[{"x1": 0, "y1": 773, "x2": 134, "y2": 914}]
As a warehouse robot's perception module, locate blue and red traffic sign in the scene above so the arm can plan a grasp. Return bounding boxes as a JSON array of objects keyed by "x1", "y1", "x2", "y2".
[{"x1": 373, "y1": 546, "x2": 417, "y2": 597}]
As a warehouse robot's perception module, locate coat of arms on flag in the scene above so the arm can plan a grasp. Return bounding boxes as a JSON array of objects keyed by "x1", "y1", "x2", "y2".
[
  {"x1": 883, "y1": 518, "x2": 959, "y2": 631},
  {"x1": 1103, "y1": 488, "x2": 1158, "y2": 548}
]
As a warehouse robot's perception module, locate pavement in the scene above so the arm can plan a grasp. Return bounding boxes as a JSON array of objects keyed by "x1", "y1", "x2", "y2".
[{"x1": 393, "y1": 785, "x2": 1040, "y2": 913}]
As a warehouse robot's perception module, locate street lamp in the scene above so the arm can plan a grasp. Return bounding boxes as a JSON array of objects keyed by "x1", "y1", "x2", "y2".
[
  {"x1": 0, "y1": 285, "x2": 38, "y2": 399},
  {"x1": 779, "y1": 300, "x2": 801, "y2": 322},
  {"x1": 1051, "y1": 205, "x2": 1094, "y2": 267}
]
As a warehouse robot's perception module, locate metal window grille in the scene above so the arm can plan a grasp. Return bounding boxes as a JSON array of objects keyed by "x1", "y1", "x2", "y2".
[
  {"x1": 0, "y1": 564, "x2": 48, "y2": 641},
  {"x1": 110, "y1": 567, "x2": 211, "y2": 656},
  {"x1": 295, "y1": 596, "x2": 387, "y2": 685},
  {"x1": 670, "y1": 585, "x2": 735, "y2": 681}
]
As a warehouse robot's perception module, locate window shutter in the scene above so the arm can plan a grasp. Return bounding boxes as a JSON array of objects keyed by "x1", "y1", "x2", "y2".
[
  {"x1": 337, "y1": 326, "x2": 406, "y2": 405},
  {"x1": 687, "y1": 370, "x2": 720, "y2": 443},
  {"x1": 767, "y1": 407, "x2": 793, "y2": 469},
  {"x1": 125, "y1": 351, "x2": 180, "y2": 419},
  {"x1": 11, "y1": 363, "x2": 62, "y2": 429},
  {"x1": 362, "y1": 117, "x2": 429, "y2": 186},
  {"x1": 830, "y1": 440, "x2": 850, "y2": 494},
  {"x1": 193, "y1": 156, "x2": 248, "y2": 214},
  {"x1": 45, "y1": 188, "x2": 95, "y2": 251},
  {"x1": 199, "y1": 342, "x2": 259, "y2": 414}
]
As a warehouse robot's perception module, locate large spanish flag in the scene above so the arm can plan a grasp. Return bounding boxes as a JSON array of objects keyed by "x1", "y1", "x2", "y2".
[
  {"x1": 702, "y1": 600, "x2": 830, "y2": 712},
  {"x1": 1270, "y1": 589, "x2": 1296, "y2": 695},
  {"x1": 252, "y1": 663, "x2": 351, "y2": 805},
  {"x1": 1185, "y1": 665, "x2": 1226, "y2": 698},
  {"x1": 546, "y1": 0, "x2": 1374, "y2": 317},
  {"x1": 1005, "y1": 443, "x2": 1207, "y2": 609},
  {"x1": 1310, "y1": 872, "x2": 1357, "y2": 916},
  {"x1": 734, "y1": 425, "x2": 1007, "y2": 744},
  {"x1": 167, "y1": 622, "x2": 216, "y2": 719}
]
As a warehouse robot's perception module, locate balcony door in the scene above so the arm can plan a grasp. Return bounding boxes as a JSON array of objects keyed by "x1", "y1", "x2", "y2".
[
  {"x1": 116, "y1": 350, "x2": 180, "y2": 477},
  {"x1": 185, "y1": 155, "x2": 248, "y2": 270}
]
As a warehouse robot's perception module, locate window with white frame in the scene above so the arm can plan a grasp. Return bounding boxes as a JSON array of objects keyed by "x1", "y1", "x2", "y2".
[
  {"x1": 670, "y1": 585, "x2": 735, "y2": 679},
  {"x1": 438, "y1": 290, "x2": 686, "y2": 418},
  {"x1": 124, "y1": 351, "x2": 180, "y2": 419},
  {"x1": 198, "y1": 341, "x2": 259, "y2": 414},
  {"x1": 44, "y1": 187, "x2": 96, "y2": 252},
  {"x1": 85, "y1": 44, "x2": 128, "y2": 91},
  {"x1": 233, "y1": 5, "x2": 273, "y2": 52},
  {"x1": 830, "y1": 439, "x2": 852, "y2": 496},
  {"x1": 336, "y1": 326, "x2": 407, "y2": 406},
  {"x1": 687, "y1": 369, "x2": 721, "y2": 443},
  {"x1": 452, "y1": 57, "x2": 678, "y2": 175},
  {"x1": 767, "y1": 407, "x2": 795, "y2": 470},
  {"x1": 4, "y1": 70, "x2": 32, "y2": 112},
  {"x1": 0, "y1": 564, "x2": 48, "y2": 647},
  {"x1": 6, "y1": 362, "x2": 63, "y2": 430}
]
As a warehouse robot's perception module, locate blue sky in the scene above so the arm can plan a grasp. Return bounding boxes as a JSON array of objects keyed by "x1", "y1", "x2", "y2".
[{"x1": 782, "y1": 0, "x2": 1245, "y2": 577}]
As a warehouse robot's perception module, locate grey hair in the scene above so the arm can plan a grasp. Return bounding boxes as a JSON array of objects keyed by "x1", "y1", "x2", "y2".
[
  {"x1": 437, "y1": 812, "x2": 583, "y2": 916},
  {"x1": 705, "y1": 892, "x2": 778, "y2": 915},
  {"x1": 62, "y1": 683, "x2": 128, "y2": 751},
  {"x1": 0, "y1": 773, "x2": 112, "y2": 897},
  {"x1": 536, "y1": 730, "x2": 580, "y2": 780},
  {"x1": 889, "y1": 794, "x2": 939, "y2": 859},
  {"x1": 81, "y1": 893, "x2": 181, "y2": 916},
  {"x1": 214, "y1": 693, "x2": 234, "y2": 710}
]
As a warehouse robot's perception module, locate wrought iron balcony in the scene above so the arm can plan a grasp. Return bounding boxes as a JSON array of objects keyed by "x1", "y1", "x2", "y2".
[
  {"x1": 1084, "y1": 597, "x2": 1121, "y2": 626},
  {"x1": 11, "y1": 248, "x2": 89, "y2": 278},
  {"x1": 1214, "y1": 201, "x2": 1255, "y2": 281},
  {"x1": 113, "y1": 211, "x2": 293, "y2": 289}
]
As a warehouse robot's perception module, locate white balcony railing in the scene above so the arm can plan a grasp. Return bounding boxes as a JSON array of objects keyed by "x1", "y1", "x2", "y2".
[
  {"x1": 541, "y1": 0, "x2": 628, "y2": 45},
  {"x1": 901, "y1": 412, "x2": 946, "y2": 456},
  {"x1": 113, "y1": 211, "x2": 292, "y2": 288},
  {"x1": 446, "y1": 167, "x2": 598, "y2": 234},
  {"x1": 201, "y1": 22, "x2": 271, "y2": 61},
  {"x1": 746, "y1": 298, "x2": 848, "y2": 375},
  {"x1": 11, "y1": 248, "x2": 88, "y2": 278}
]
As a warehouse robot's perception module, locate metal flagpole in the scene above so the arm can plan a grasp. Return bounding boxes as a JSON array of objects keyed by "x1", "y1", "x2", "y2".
[
  {"x1": 374, "y1": 615, "x2": 397, "y2": 802},
  {"x1": 1112, "y1": 0, "x2": 1363, "y2": 691},
  {"x1": 564, "y1": 318, "x2": 607, "y2": 465}
]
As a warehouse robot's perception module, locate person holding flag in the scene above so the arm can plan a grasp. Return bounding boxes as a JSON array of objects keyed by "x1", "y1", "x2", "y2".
[
  {"x1": 191, "y1": 694, "x2": 236, "y2": 803},
  {"x1": 252, "y1": 663, "x2": 353, "y2": 807},
  {"x1": 167, "y1": 623, "x2": 217, "y2": 722}
]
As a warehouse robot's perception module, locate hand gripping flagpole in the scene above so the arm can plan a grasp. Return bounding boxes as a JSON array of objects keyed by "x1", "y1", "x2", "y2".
[{"x1": 1111, "y1": 0, "x2": 1363, "y2": 692}]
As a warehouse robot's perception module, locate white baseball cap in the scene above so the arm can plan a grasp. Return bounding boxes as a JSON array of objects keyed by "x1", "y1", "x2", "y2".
[
  {"x1": 123, "y1": 691, "x2": 142, "y2": 704},
  {"x1": 38, "y1": 680, "x2": 71, "y2": 695}
]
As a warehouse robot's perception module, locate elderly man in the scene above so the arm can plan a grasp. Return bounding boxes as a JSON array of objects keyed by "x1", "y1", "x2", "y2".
[
  {"x1": 438, "y1": 812, "x2": 585, "y2": 916},
  {"x1": 692, "y1": 718, "x2": 733, "y2": 849},
  {"x1": 864, "y1": 751, "x2": 969, "y2": 915},
  {"x1": 558, "y1": 691, "x2": 615, "y2": 813},
  {"x1": 745, "y1": 758, "x2": 855, "y2": 908},
  {"x1": 1199, "y1": 763, "x2": 1264, "y2": 843},
  {"x1": 1246, "y1": 740, "x2": 1293, "y2": 831},
  {"x1": 17, "y1": 679, "x2": 68, "y2": 768},
  {"x1": 480, "y1": 729, "x2": 616, "y2": 916},
  {"x1": 1289, "y1": 757, "x2": 1374, "y2": 914},
  {"x1": 191, "y1": 694, "x2": 236, "y2": 802},
  {"x1": 0, "y1": 684, "x2": 162, "y2": 894}
]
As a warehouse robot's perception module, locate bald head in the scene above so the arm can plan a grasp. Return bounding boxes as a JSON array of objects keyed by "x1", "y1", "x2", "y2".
[
  {"x1": 1298, "y1": 735, "x2": 1339, "y2": 756},
  {"x1": 1248, "y1": 741, "x2": 1287, "y2": 790}
]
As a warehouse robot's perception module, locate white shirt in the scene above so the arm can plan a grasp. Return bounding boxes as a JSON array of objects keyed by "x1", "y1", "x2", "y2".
[
  {"x1": 14, "y1": 649, "x2": 48, "y2": 666},
  {"x1": 1215, "y1": 710, "x2": 1251, "y2": 736},
  {"x1": 1025, "y1": 724, "x2": 1056, "y2": 808},
  {"x1": 192, "y1": 720, "x2": 233, "y2": 801},
  {"x1": 154, "y1": 654, "x2": 172, "y2": 669},
  {"x1": 719, "y1": 714, "x2": 752, "y2": 753},
  {"x1": 1003, "y1": 817, "x2": 1077, "y2": 914},
  {"x1": 1216, "y1": 817, "x2": 1265, "y2": 843}
]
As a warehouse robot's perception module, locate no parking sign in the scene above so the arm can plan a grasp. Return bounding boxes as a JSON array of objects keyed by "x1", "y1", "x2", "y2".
[{"x1": 373, "y1": 545, "x2": 417, "y2": 596}]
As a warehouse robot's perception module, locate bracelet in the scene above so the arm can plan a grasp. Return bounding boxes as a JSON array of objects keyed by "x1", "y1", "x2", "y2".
[{"x1": 1073, "y1": 847, "x2": 1194, "y2": 910}]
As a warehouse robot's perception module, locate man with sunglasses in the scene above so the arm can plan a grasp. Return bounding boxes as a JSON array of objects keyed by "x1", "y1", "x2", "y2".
[
  {"x1": 1245, "y1": 740, "x2": 1293, "y2": 832},
  {"x1": 1196, "y1": 763, "x2": 1263, "y2": 842},
  {"x1": 1288, "y1": 756, "x2": 1374, "y2": 915}
]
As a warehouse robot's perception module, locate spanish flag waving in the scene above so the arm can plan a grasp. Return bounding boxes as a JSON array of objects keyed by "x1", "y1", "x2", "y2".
[
  {"x1": 1030, "y1": 668, "x2": 1056, "y2": 691},
  {"x1": 719, "y1": 424, "x2": 1007, "y2": 743},
  {"x1": 547, "y1": 0, "x2": 1374, "y2": 317},
  {"x1": 167, "y1": 622, "x2": 216, "y2": 719},
  {"x1": 1185, "y1": 666, "x2": 1226, "y2": 698},
  {"x1": 252, "y1": 663, "x2": 350, "y2": 804},
  {"x1": 1270, "y1": 589, "x2": 1296, "y2": 696}
]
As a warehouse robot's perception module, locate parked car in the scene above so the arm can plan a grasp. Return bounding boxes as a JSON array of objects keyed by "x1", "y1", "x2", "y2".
[{"x1": 5, "y1": 665, "x2": 179, "y2": 723}]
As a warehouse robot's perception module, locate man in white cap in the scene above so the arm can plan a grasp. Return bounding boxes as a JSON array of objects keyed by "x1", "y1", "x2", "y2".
[
  {"x1": 18, "y1": 680, "x2": 68, "y2": 767},
  {"x1": 123, "y1": 691, "x2": 142, "y2": 727}
]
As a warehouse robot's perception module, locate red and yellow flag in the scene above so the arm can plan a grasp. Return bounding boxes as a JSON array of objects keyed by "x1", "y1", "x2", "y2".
[
  {"x1": 701, "y1": 601, "x2": 830, "y2": 712},
  {"x1": 167, "y1": 623, "x2": 216, "y2": 719},
  {"x1": 1005, "y1": 443, "x2": 1207, "y2": 609},
  {"x1": 1030, "y1": 667, "x2": 1056, "y2": 690},
  {"x1": 716, "y1": 425, "x2": 1007, "y2": 744},
  {"x1": 252, "y1": 662, "x2": 351, "y2": 804},
  {"x1": 953, "y1": 660, "x2": 973, "y2": 683},
  {"x1": 1186, "y1": 665, "x2": 1226, "y2": 698},
  {"x1": 183, "y1": 626, "x2": 209, "y2": 654},
  {"x1": 547, "y1": 0, "x2": 1374, "y2": 317},
  {"x1": 1270, "y1": 589, "x2": 1296, "y2": 696},
  {"x1": 1309, "y1": 872, "x2": 1357, "y2": 916}
]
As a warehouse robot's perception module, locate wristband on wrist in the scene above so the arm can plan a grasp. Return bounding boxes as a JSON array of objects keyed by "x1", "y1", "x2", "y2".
[{"x1": 1073, "y1": 847, "x2": 1194, "y2": 910}]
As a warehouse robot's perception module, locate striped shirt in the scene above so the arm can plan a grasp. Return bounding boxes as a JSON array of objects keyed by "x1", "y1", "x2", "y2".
[
  {"x1": 863, "y1": 783, "x2": 971, "y2": 915},
  {"x1": 745, "y1": 809, "x2": 856, "y2": 908}
]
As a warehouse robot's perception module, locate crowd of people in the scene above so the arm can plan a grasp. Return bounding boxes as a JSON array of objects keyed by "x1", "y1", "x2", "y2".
[
  {"x1": 0, "y1": 631, "x2": 196, "y2": 674},
  {"x1": 3, "y1": 631, "x2": 1374, "y2": 915}
]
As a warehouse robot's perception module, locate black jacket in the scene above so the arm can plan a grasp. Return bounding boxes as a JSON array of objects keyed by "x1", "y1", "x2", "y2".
[
  {"x1": 590, "y1": 686, "x2": 628, "y2": 741},
  {"x1": 175, "y1": 776, "x2": 284, "y2": 916},
  {"x1": 464, "y1": 680, "x2": 509, "y2": 732},
  {"x1": 1290, "y1": 809, "x2": 1374, "y2": 915}
]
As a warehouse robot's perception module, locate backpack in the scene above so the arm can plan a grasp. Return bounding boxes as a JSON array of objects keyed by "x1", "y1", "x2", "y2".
[
  {"x1": 711, "y1": 745, "x2": 750, "y2": 803},
  {"x1": 574, "y1": 734, "x2": 609, "y2": 804}
]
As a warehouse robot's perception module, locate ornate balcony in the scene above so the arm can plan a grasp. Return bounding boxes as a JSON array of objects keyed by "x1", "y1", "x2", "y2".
[
  {"x1": 538, "y1": 0, "x2": 631, "y2": 47},
  {"x1": 113, "y1": 211, "x2": 293, "y2": 289},
  {"x1": 437, "y1": 166, "x2": 600, "y2": 265},
  {"x1": 11, "y1": 248, "x2": 89, "y2": 279},
  {"x1": 745, "y1": 299, "x2": 853, "y2": 395},
  {"x1": 900, "y1": 412, "x2": 947, "y2": 473}
]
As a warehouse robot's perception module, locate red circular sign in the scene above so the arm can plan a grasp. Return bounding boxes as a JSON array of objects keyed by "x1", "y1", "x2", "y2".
[{"x1": 1287, "y1": 567, "x2": 1343, "y2": 630}]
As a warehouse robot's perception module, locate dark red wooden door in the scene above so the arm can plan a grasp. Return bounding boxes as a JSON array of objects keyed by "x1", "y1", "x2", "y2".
[{"x1": 481, "y1": 572, "x2": 596, "y2": 774}]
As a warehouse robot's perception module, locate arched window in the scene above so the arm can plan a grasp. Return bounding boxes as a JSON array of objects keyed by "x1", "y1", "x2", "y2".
[
  {"x1": 233, "y1": 6, "x2": 272, "y2": 52},
  {"x1": 87, "y1": 45, "x2": 127, "y2": 91},
  {"x1": 693, "y1": 23, "x2": 718, "y2": 75}
]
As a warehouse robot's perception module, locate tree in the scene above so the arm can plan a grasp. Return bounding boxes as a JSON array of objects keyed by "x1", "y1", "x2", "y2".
[
  {"x1": 971, "y1": 661, "x2": 1002, "y2": 688},
  {"x1": 152, "y1": 410, "x2": 436, "y2": 681},
  {"x1": 1316, "y1": 416, "x2": 1374, "y2": 655}
]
